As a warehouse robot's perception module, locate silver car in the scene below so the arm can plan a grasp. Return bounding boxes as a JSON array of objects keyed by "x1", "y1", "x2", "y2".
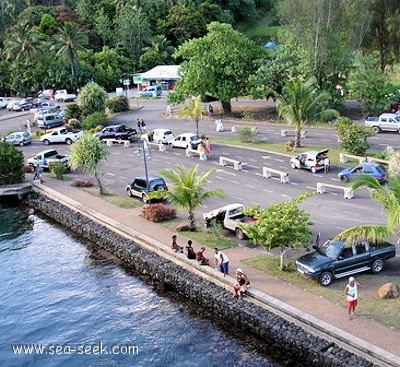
[{"x1": 4, "y1": 131, "x2": 32, "y2": 146}]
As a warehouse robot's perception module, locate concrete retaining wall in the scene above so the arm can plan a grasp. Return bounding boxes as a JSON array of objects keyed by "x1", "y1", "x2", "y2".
[{"x1": 27, "y1": 192, "x2": 376, "y2": 367}]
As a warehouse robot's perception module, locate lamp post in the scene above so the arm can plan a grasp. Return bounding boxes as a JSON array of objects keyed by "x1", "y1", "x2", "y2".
[{"x1": 137, "y1": 138, "x2": 152, "y2": 193}]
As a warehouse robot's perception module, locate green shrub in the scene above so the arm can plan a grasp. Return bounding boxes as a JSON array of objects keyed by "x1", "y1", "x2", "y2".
[
  {"x1": 105, "y1": 95, "x2": 130, "y2": 113},
  {"x1": 238, "y1": 127, "x2": 258, "y2": 142},
  {"x1": 81, "y1": 112, "x2": 108, "y2": 130},
  {"x1": 141, "y1": 203, "x2": 177, "y2": 222},
  {"x1": 49, "y1": 161, "x2": 66, "y2": 180},
  {"x1": 0, "y1": 142, "x2": 24, "y2": 184},
  {"x1": 336, "y1": 117, "x2": 371, "y2": 156},
  {"x1": 65, "y1": 118, "x2": 81, "y2": 130},
  {"x1": 64, "y1": 103, "x2": 81, "y2": 121}
]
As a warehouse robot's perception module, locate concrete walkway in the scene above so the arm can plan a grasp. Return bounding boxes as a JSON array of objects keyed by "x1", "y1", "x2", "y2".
[{"x1": 33, "y1": 178, "x2": 400, "y2": 367}]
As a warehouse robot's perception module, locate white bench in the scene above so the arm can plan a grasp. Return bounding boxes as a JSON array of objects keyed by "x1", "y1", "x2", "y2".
[
  {"x1": 148, "y1": 142, "x2": 167, "y2": 152},
  {"x1": 316, "y1": 182, "x2": 354, "y2": 199},
  {"x1": 103, "y1": 139, "x2": 131, "y2": 148},
  {"x1": 219, "y1": 156, "x2": 242, "y2": 171},
  {"x1": 339, "y1": 153, "x2": 366, "y2": 164},
  {"x1": 262, "y1": 167, "x2": 289, "y2": 183},
  {"x1": 186, "y1": 148, "x2": 207, "y2": 160},
  {"x1": 281, "y1": 129, "x2": 307, "y2": 139}
]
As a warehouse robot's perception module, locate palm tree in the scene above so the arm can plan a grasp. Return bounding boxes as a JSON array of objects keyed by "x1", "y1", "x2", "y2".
[
  {"x1": 69, "y1": 132, "x2": 109, "y2": 195},
  {"x1": 333, "y1": 175, "x2": 400, "y2": 245},
  {"x1": 179, "y1": 95, "x2": 203, "y2": 136},
  {"x1": 142, "y1": 35, "x2": 176, "y2": 63},
  {"x1": 148, "y1": 164, "x2": 226, "y2": 230},
  {"x1": 3, "y1": 24, "x2": 44, "y2": 65},
  {"x1": 52, "y1": 21, "x2": 88, "y2": 82},
  {"x1": 276, "y1": 79, "x2": 339, "y2": 147}
]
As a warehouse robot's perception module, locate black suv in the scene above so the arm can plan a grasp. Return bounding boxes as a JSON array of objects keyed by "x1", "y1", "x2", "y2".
[
  {"x1": 94, "y1": 124, "x2": 137, "y2": 141},
  {"x1": 126, "y1": 175, "x2": 168, "y2": 203}
]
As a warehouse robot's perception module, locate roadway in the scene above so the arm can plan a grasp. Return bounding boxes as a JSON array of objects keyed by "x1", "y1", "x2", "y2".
[{"x1": 0, "y1": 97, "x2": 396, "y2": 243}]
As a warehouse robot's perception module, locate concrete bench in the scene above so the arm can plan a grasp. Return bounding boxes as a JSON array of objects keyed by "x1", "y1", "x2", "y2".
[
  {"x1": 103, "y1": 139, "x2": 131, "y2": 148},
  {"x1": 316, "y1": 182, "x2": 354, "y2": 199},
  {"x1": 366, "y1": 157, "x2": 390, "y2": 165},
  {"x1": 281, "y1": 129, "x2": 307, "y2": 139},
  {"x1": 262, "y1": 167, "x2": 289, "y2": 183},
  {"x1": 148, "y1": 142, "x2": 167, "y2": 152},
  {"x1": 219, "y1": 156, "x2": 242, "y2": 171},
  {"x1": 339, "y1": 153, "x2": 366, "y2": 164},
  {"x1": 186, "y1": 148, "x2": 207, "y2": 160}
]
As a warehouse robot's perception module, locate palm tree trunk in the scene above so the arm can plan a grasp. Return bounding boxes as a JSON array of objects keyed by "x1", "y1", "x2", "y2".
[
  {"x1": 294, "y1": 128, "x2": 302, "y2": 147},
  {"x1": 95, "y1": 171, "x2": 106, "y2": 195},
  {"x1": 188, "y1": 211, "x2": 196, "y2": 230}
]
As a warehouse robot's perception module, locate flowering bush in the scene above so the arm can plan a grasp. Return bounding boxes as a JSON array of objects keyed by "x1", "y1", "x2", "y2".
[{"x1": 141, "y1": 203, "x2": 176, "y2": 222}]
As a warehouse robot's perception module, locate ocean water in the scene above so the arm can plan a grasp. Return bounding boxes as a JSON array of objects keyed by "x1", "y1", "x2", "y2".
[{"x1": 0, "y1": 204, "x2": 298, "y2": 367}]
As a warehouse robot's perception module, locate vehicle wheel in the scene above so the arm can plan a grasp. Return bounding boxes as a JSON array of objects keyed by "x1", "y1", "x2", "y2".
[
  {"x1": 319, "y1": 272, "x2": 333, "y2": 286},
  {"x1": 158, "y1": 140, "x2": 163, "y2": 144},
  {"x1": 391, "y1": 108, "x2": 396, "y2": 113},
  {"x1": 290, "y1": 162, "x2": 297, "y2": 169},
  {"x1": 43, "y1": 139, "x2": 50, "y2": 145},
  {"x1": 372, "y1": 126, "x2": 380, "y2": 134},
  {"x1": 127, "y1": 188, "x2": 133, "y2": 197},
  {"x1": 19, "y1": 142, "x2": 25, "y2": 147},
  {"x1": 65, "y1": 138, "x2": 72, "y2": 145},
  {"x1": 340, "y1": 175, "x2": 349, "y2": 183},
  {"x1": 21, "y1": 107, "x2": 25, "y2": 111},
  {"x1": 116, "y1": 136, "x2": 122, "y2": 141},
  {"x1": 311, "y1": 166, "x2": 317, "y2": 173},
  {"x1": 142, "y1": 193, "x2": 148, "y2": 203},
  {"x1": 169, "y1": 142, "x2": 174, "y2": 148},
  {"x1": 154, "y1": 185, "x2": 164, "y2": 191},
  {"x1": 371, "y1": 259, "x2": 384, "y2": 274},
  {"x1": 235, "y1": 228, "x2": 246, "y2": 240}
]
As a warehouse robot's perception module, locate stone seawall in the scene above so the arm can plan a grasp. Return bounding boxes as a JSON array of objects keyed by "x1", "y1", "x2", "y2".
[{"x1": 27, "y1": 192, "x2": 376, "y2": 367}]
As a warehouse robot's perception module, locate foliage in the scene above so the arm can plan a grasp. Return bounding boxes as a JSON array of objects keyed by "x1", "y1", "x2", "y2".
[
  {"x1": 77, "y1": 81, "x2": 108, "y2": 118},
  {"x1": 178, "y1": 95, "x2": 202, "y2": 136},
  {"x1": 105, "y1": 95, "x2": 130, "y2": 113},
  {"x1": 0, "y1": 142, "x2": 24, "y2": 184},
  {"x1": 49, "y1": 161, "x2": 66, "y2": 180},
  {"x1": 82, "y1": 112, "x2": 108, "y2": 130},
  {"x1": 336, "y1": 117, "x2": 371, "y2": 156},
  {"x1": 148, "y1": 164, "x2": 226, "y2": 230},
  {"x1": 277, "y1": 79, "x2": 339, "y2": 147},
  {"x1": 71, "y1": 179, "x2": 94, "y2": 187},
  {"x1": 64, "y1": 103, "x2": 82, "y2": 121},
  {"x1": 241, "y1": 192, "x2": 314, "y2": 270},
  {"x1": 173, "y1": 22, "x2": 265, "y2": 113},
  {"x1": 65, "y1": 118, "x2": 81, "y2": 131},
  {"x1": 69, "y1": 132, "x2": 109, "y2": 195},
  {"x1": 141, "y1": 203, "x2": 177, "y2": 223},
  {"x1": 238, "y1": 128, "x2": 258, "y2": 142}
]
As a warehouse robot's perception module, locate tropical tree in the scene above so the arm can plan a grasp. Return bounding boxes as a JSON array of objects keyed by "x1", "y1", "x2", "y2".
[
  {"x1": 334, "y1": 174, "x2": 400, "y2": 245},
  {"x1": 336, "y1": 117, "x2": 371, "y2": 156},
  {"x1": 276, "y1": 79, "x2": 339, "y2": 147},
  {"x1": 77, "y1": 81, "x2": 108, "y2": 118},
  {"x1": 69, "y1": 132, "x2": 109, "y2": 195},
  {"x1": 240, "y1": 192, "x2": 314, "y2": 270},
  {"x1": 148, "y1": 164, "x2": 225, "y2": 230},
  {"x1": 52, "y1": 21, "x2": 88, "y2": 86},
  {"x1": 173, "y1": 22, "x2": 264, "y2": 114},
  {"x1": 0, "y1": 142, "x2": 24, "y2": 184},
  {"x1": 179, "y1": 95, "x2": 202, "y2": 136}
]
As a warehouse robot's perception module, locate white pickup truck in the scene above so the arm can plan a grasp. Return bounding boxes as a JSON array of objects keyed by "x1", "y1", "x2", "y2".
[
  {"x1": 27, "y1": 149, "x2": 69, "y2": 170},
  {"x1": 203, "y1": 203, "x2": 258, "y2": 240},
  {"x1": 54, "y1": 89, "x2": 77, "y2": 102},
  {"x1": 364, "y1": 113, "x2": 400, "y2": 134},
  {"x1": 40, "y1": 127, "x2": 83, "y2": 145}
]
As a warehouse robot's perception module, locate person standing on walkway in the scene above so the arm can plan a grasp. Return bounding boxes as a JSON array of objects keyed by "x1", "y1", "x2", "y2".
[
  {"x1": 137, "y1": 119, "x2": 142, "y2": 134},
  {"x1": 233, "y1": 268, "x2": 250, "y2": 299},
  {"x1": 214, "y1": 248, "x2": 229, "y2": 276},
  {"x1": 323, "y1": 156, "x2": 330, "y2": 173},
  {"x1": 345, "y1": 276, "x2": 361, "y2": 320}
]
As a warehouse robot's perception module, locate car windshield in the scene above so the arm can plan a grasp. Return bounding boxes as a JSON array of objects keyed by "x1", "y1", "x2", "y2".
[
  {"x1": 190, "y1": 136, "x2": 199, "y2": 141},
  {"x1": 317, "y1": 240, "x2": 342, "y2": 259},
  {"x1": 376, "y1": 165, "x2": 386, "y2": 175}
]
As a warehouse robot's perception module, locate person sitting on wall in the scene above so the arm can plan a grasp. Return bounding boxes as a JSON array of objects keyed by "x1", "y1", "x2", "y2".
[
  {"x1": 196, "y1": 247, "x2": 210, "y2": 265},
  {"x1": 233, "y1": 268, "x2": 250, "y2": 299},
  {"x1": 171, "y1": 235, "x2": 183, "y2": 253},
  {"x1": 186, "y1": 240, "x2": 196, "y2": 260}
]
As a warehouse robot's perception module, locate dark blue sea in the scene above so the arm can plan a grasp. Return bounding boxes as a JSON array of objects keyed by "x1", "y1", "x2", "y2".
[{"x1": 0, "y1": 204, "x2": 296, "y2": 367}]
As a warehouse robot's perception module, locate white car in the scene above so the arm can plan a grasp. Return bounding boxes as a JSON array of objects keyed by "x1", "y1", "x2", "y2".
[
  {"x1": 0, "y1": 97, "x2": 10, "y2": 109},
  {"x1": 145, "y1": 129, "x2": 174, "y2": 144},
  {"x1": 4, "y1": 131, "x2": 32, "y2": 146},
  {"x1": 168, "y1": 133, "x2": 202, "y2": 149}
]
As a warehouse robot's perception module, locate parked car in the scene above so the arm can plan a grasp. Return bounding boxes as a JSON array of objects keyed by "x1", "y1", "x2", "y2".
[
  {"x1": 27, "y1": 149, "x2": 69, "y2": 170},
  {"x1": 36, "y1": 113, "x2": 64, "y2": 129},
  {"x1": 338, "y1": 162, "x2": 387, "y2": 184},
  {"x1": 139, "y1": 85, "x2": 162, "y2": 97},
  {"x1": 4, "y1": 131, "x2": 32, "y2": 146},
  {"x1": 390, "y1": 100, "x2": 400, "y2": 113},
  {"x1": 126, "y1": 175, "x2": 168, "y2": 203},
  {"x1": 54, "y1": 89, "x2": 76, "y2": 102},
  {"x1": 0, "y1": 97, "x2": 10, "y2": 109},
  {"x1": 37, "y1": 89, "x2": 54, "y2": 99},
  {"x1": 12, "y1": 98, "x2": 38, "y2": 111},
  {"x1": 94, "y1": 124, "x2": 137, "y2": 141},
  {"x1": 168, "y1": 133, "x2": 202, "y2": 149},
  {"x1": 40, "y1": 127, "x2": 83, "y2": 145},
  {"x1": 290, "y1": 149, "x2": 329, "y2": 173},
  {"x1": 364, "y1": 113, "x2": 400, "y2": 134},
  {"x1": 145, "y1": 129, "x2": 174, "y2": 144},
  {"x1": 296, "y1": 235, "x2": 396, "y2": 286},
  {"x1": 6, "y1": 99, "x2": 19, "y2": 111}
]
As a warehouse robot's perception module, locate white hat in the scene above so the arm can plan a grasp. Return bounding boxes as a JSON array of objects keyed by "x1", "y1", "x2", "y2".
[
  {"x1": 349, "y1": 276, "x2": 355, "y2": 282},
  {"x1": 236, "y1": 268, "x2": 243, "y2": 274}
]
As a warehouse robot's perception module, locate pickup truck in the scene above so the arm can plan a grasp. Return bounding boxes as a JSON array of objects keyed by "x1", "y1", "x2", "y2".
[
  {"x1": 40, "y1": 127, "x2": 83, "y2": 145},
  {"x1": 364, "y1": 113, "x2": 400, "y2": 134},
  {"x1": 203, "y1": 203, "x2": 258, "y2": 240},
  {"x1": 54, "y1": 89, "x2": 77, "y2": 102},
  {"x1": 94, "y1": 124, "x2": 137, "y2": 141},
  {"x1": 27, "y1": 149, "x2": 70, "y2": 170},
  {"x1": 296, "y1": 236, "x2": 396, "y2": 286}
]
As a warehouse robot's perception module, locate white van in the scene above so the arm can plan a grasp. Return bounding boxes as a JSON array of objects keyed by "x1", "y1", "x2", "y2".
[
  {"x1": 139, "y1": 85, "x2": 162, "y2": 97},
  {"x1": 36, "y1": 113, "x2": 64, "y2": 129}
]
